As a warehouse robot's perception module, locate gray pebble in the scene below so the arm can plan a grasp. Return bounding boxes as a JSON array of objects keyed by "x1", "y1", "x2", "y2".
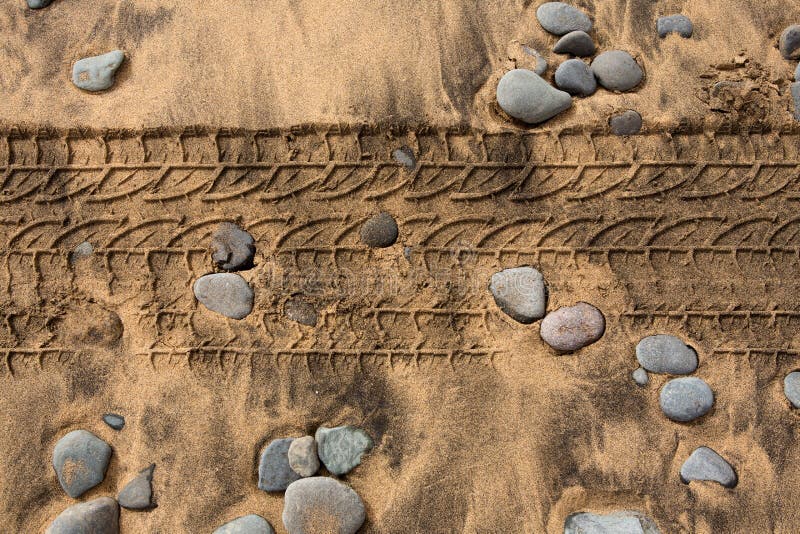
[
  {"x1": 102, "y1": 413, "x2": 125, "y2": 431},
  {"x1": 288, "y1": 435, "x2": 320, "y2": 478},
  {"x1": 360, "y1": 212, "x2": 398, "y2": 248},
  {"x1": 211, "y1": 222, "x2": 255, "y2": 271},
  {"x1": 258, "y1": 438, "x2": 302, "y2": 492},
  {"x1": 496, "y1": 69, "x2": 572, "y2": 124},
  {"x1": 539, "y1": 302, "x2": 605, "y2": 352},
  {"x1": 214, "y1": 515, "x2": 276, "y2": 534},
  {"x1": 27, "y1": 0, "x2": 53, "y2": 8},
  {"x1": 635, "y1": 334, "x2": 698, "y2": 375},
  {"x1": 783, "y1": 371, "x2": 800, "y2": 408},
  {"x1": 680, "y1": 446, "x2": 737, "y2": 488},
  {"x1": 393, "y1": 146, "x2": 416, "y2": 171},
  {"x1": 489, "y1": 267, "x2": 547, "y2": 324},
  {"x1": 536, "y1": 2, "x2": 592, "y2": 35},
  {"x1": 70, "y1": 241, "x2": 93, "y2": 263},
  {"x1": 795, "y1": 63, "x2": 800, "y2": 82},
  {"x1": 284, "y1": 298, "x2": 318, "y2": 327},
  {"x1": 315, "y1": 425, "x2": 374, "y2": 476},
  {"x1": 564, "y1": 510, "x2": 661, "y2": 534},
  {"x1": 283, "y1": 477, "x2": 365, "y2": 534},
  {"x1": 118, "y1": 464, "x2": 155, "y2": 510},
  {"x1": 521, "y1": 45, "x2": 548, "y2": 75},
  {"x1": 633, "y1": 367, "x2": 649, "y2": 387},
  {"x1": 72, "y1": 50, "x2": 125, "y2": 92},
  {"x1": 553, "y1": 31, "x2": 596, "y2": 56},
  {"x1": 657, "y1": 15, "x2": 693, "y2": 38},
  {"x1": 554, "y1": 58, "x2": 597, "y2": 96},
  {"x1": 52, "y1": 429, "x2": 112, "y2": 498},
  {"x1": 591, "y1": 50, "x2": 643, "y2": 92},
  {"x1": 609, "y1": 110, "x2": 643, "y2": 135},
  {"x1": 45, "y1": 497, "x2": 119, "y2": 534},
  {"x1": 659, "y1": 377, "x2": 714, "y2": 422},
  {"x1": 792, "y1": 82, "x2": 800, "y2": 121},
  {"x1": 193, "y1": 273, "x2": 254, "y2": 320},
  {"x1": 780, "y1": 25, "x2": 800, "y2": 60}
]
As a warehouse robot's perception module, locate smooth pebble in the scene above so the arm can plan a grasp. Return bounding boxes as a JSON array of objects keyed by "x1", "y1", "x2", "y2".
[
  {"x1": 554, "y1": 58, "x2": 597, "y2": 96},
  {"x1": 564, "y1": 510, "x2": 661, "y2": 534},
  {"x1": 393, "y1": 146, "x2": 416, "y2": 170},
  {"x1": 118, "y1": 464, "x2": 155, "y2": 510},
  {"x1": 102, "y1": 413, "x2": 125, "y2": 431},
  {"x1": 213, "y1": 514, "x2": 276, "y2": 534},
  {"x1": 72, "y1": 50, "x2": 125, "y2": 92},
  {"x1": 193, "y1": 273, "x2": 254, "y2": 319},
  {"x1": 659, "y1": 377, "x2": 714, "y2": 422},
  {"x1": 288, "y1": 435, "x2": 320, "y2": 478},
  {"x1": 284, "y1": 298, "x2": 318, "y2": 327},
  {"x1": 283, "y1": 477, "x2": 365, "y2": 534},
  {"x1": 360, "y1": 212, "x2": 398, "y2": 248},
  {"x1": 315, "y1": 425, "x2": 374, "y2": 476},
  {"x1": 553, "y1": 31, "x2": 596, "y2": 56},
  {"x1": 52, "y1": 429, "x2": 112, "y2": 498},
  {"x1": 680, "y1": 446, "x2": 737, "y2": 488},
  {"x1": 211, "y1": 222, "x2": 255, "y2": 271},
  {"x1": 780, "y1": 25, "x2": 800, "y2": 59},
  {"x1": 70, "y1": 241, "x2": 93, "y2": 263},
  {"x1": 489, "y1": 267, "x2": 547, "y2": 324},
  {"x1": 633, "y1": 367, "x2": 649, "y2": 387},
  {"x1": 591, "y1": 51, "x2": 643, "y2": 92},
  {"x1": 783, "y1": 371, "x2": 800, "y2": 408},
  {"x1": 539, "y1": 302, "x2": 605, "y2": 352},
  {"x1": 609, "y1": 110, "x2": 642, "y2": 135},
  {"x1": 536, "y1": 2, "x2": 592, "y2": 35},
  {"x1": 46, "y1": 497, "x2": 119, "y2": 534},
  {"x1": 657, "y1": 15, "x2": 693, "y2": 38},
  {"x1": 258, "y1": 438, "x2": 302, "y2": 492},
  {"x1": 635, "y1": 334, "x2": 698, "y2": 374},
  {"x1": 496, "y1": 69, "x2": 572, "y2": 124},
  {"x1": 27, "y1": 0, "x2": 53, "y2": 8}
]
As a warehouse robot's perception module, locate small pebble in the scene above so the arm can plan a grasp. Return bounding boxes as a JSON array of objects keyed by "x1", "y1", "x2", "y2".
[
  {"x1": 283, "y1": 477, "x2": 365, "y2": 534},
  {"x1": 609, "y1": 110, "x2": 643, "y2": 135},
  {"x1": 27, "y1": 0, "x2": 53, "y2": 8},
  {"x1": 52, "y1": 429, "x2": 112, "y2": 498},
  {"x1": 315, "y1": 425, "x2": 374, "y2": 476},
  {"x1": 521, "y1": 45, "x2": 548, "y2": 75},
  {"x1": 633, "y1": 367, "x2": 649, "y2": 387},
  {"x1": 70, "y1": 241, "x2": 93, "y2": 263},
  {"x1": 564, "y1": 510, "x2": 660, "y2": 534},
  {"x1": 792, "y1": 82, "x2": 800, "y2": 121},
  {"x1": 214, "y1": 515, "x2": 276, "y2": 534},
  {"x1": 258, "y1": 438, "x2": 302, "y2": 492},
  {"x1": 118, "y1": 464, "x2": 155, "y2": 510},
  {"x1": 496, "y1": 69, "x2": 572, "y2": 124},
  {"x1": 193, "y1": 273, "x2": 254, "y2": 320},
  {"x1": 536, "y1": 2, "x2": 592, "y2": 35},
  {"x1": 72, "y1": 50, "x2": 125, "y2": 92},
  {"x1": 780, "y1": 25, "x2": 800, "y2": 59},
  {"x1": 288, "y1": 435, "x2": 320, "y2": 478},
  {"x1": 635, "y1": 334, "x2": 698, "y2": 374},
  {"x1": 657, "y1": 15, "x2": 693, "y2": 38},
  {"x1": 284, "y1": 298, "x2": 318, "y2": 327},
  {"x1": 360, "y1": 212, "x2": 399, "y2": 248},
  {"x1": 552, "y1": 31, "x2": 596, "y2": 56},
  {"x1": 539, "y1": 302, "x2": 605, "y2": 352},
  {"x1": 488, "y1": 267, "x2": 547, "y2": 324},
  {"x1": 554, "y1": 58, "x2": 597, "y2": 96},
  {"x1": 211, "y1": 222, "x2": 255, "y2": 271},
  {"x1": 591, "y1": 50, "x2": 643, "y2": 92},
  {"x1": 659, "y1": 377, "x2": 714, "y2": 422},
  {"x1": 45, "y1": 497, "x2": 119, "y2": 534},
  {"x1": 103, "y1": 413, "x2": 125, "y2": 431},
  {"x1": 783, "y1": 371, "x2": 800, "y2": 408},
  {"x1": 680, "y1": 446, "x2": 737, "y2": 488},
  {"x1": 795, "y1": 62, "x2": 800, "y2": 82},
  {"x1": 393, "y1": 146, "x2": 416, "y2": 171}
]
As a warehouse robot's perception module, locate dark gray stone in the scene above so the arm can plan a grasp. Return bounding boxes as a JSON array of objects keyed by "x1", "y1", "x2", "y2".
[
  {"x1": 258, "y1": 438, "x2": 302, "y2": 492},
  {"x1": 52, "y1": 429, "x2": 112, "y2": 498},
  {"x1": 288, "y1": 435, "x2": 320, "y2": 477},
  {"x1": 610, "y1": 110, "x2": 643, "y2": 135},
  {"x1": 315, "y1": 425, "x2": 374, "y2": 476},
  {"x1": 564, "y1": 510, "x2": 660, "y2": 533},
  {"x1": 393, "y1": 146, "x2": 416, "y2": 171},
  {"x1": 213, "y1": 514, "x2": 275, "y2": 534},
  {"x1": 792, "y1": 82, "x2": 800, "y2": 121},
  {"x1": 211, "y1": 222, "x2": 255, "y2": 271},
  {"x1": 283, "y1": 477, "x2": 365, "y2": 534},
  {"x1": 118, "y1": 464, "x2": 155, "y2": 510},
  {"x1": 591, "y1": 51, "x2": 643, "y2": 92},
  {"x1": 496, "y1": 69, "x2": 572, "y2": 124},
  {"x1": 539, "y1": 302, "x2": 605, "y2": 352},
  {"x1": 72, "y1": 50, "x2": 125, "y2": 92},
  {"x1": 680, "y1": 446, "x2": 737, "y2": 488},
  {"x1": 780, "y1": 25, "x2": 800, "y2": 59},
  {"x1": 489, "y1": 267, "x2": 547, "y2": 324},
  {"x1": 553, "y1": 31, "x2": 595, "y2": 56},
  {"x1": 659, "y1": 377, "x2": 714, "y2": 422},
  {"x1": 536, "y1": 2, "x2": 592, "y2": 35},
  {"x1": 554, "y1": 58, "x2": 597, "y2": 96},
  {"x1": 70, "y1": 241, "x2": 93, "y2": 263},
  {"x1": 193, "y1": 273, "x2": 254, "y2": 319},
  {"x1": 657, "y1": 15, "x2": 693, "y2": 38},
  {"x1": 360, "y1": 212, "x2": 398, "y2": 248},
  {"x1": 46, "y1": 497, "x2": 119, "y2": 534},
  {"x1": 784, "y1": 371, "x2": 800, "y2": 408},
  {"x1": 635, "y1": 334, "x2": 698, "y2": 374},
  {"x1": 27, "y1": 0, "x2": 53, "y2": 8},
  {"x1": 633, "y1": 367, "x2": 649, "y2": 387},
  {"x1": 103, "y1": 413, "x2": 125, "y2": 431},
  {"x1": 284, "y1": 298, "x2": 318, "y2": 327}
]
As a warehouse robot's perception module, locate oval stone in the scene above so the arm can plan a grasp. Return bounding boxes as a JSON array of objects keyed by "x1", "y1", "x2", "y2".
[
  {"x1": 657, "y1": 15, "x2": 693, "y2": 38},
  {"x1": 46, "y1": 497, "x2": 119, "y2": 534},
  {"x1": 591, "y1": 50, "x2": 643, "y2": 91},
  {"x1": 193, "y1": 273, "x2": 254, "y2": 319},
  {"x1": 784, "y1": 371, "x2": 800, "y2": 408},
  {"x1": 539, "y1": 302, "x2": 605, "y2": 352},
  {"x1": 258, "y1": 438, "x2": 302, "y2": 492},
  {"x1": 360, "y1": 212, "x2": 398, "y2": 248},
  {"x1": 659, "y1": 377, "x2": 714, "y2": 422},
  {"x1": 553, "y1": 31, "x2": 596, "y2": 57},
  {"x1": 288, "y1": 435, "x2": 320, "y2": 478},
  {"x1": 680, "y1": 446, "x2": 737, "y2": 488},
  {"x1": 214, "y1": 514, "x2": 276, "y2": 534},
  {"x1": 52, "y1": 429, "x2": 112, "y2": 498},
  {"x1": 609, "y1": 110, "x2": 642, "y2": 135},
  {"x1": 283, "y1": 477, "x2": 365, "y2": 534},
  {"x1": 633, "y1": 367, "x2": 649, "y2": 387},
  {"x1": 635, "y1": 334, "x2": 698, "y2": 374},
  {"x1": 489, "y1": 267, "x2": 547, "y2": 324},
  {"x1": 564, "y1": 510, "x2": 660, "y2": 534},
  {"x1": 780, "y1": 25, "x2": 800, "y2": 59},
  {"x1": 554, "y1": 58, "x2": 597, "y2": 96},
  {"x1": 536, "y1": 2, "x2": 592, "y2": 35},
  {"x1": 496, "y1": 69, "x2": 572, "y2": 124},
  {"x1": 315, "y1": 425, "x2": 374, "y2": 476}
]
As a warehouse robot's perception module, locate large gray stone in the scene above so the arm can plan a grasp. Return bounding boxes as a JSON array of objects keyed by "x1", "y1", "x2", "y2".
[
  {"x1": 489, "y1": 267, "x2": 547, "y2": 324},
  {"x1": 118, "y1": 464, "x2": 155, "y2": 510},
  {"x1": 680, "y1": 446, "x2": 737, "y2": 488},
  {"x1": 283, "y1": 477, "x2": 365, "y2": 534},
  {"x1": 360, "y1": 212, "x2": 398, "y2": 248},
  {"x1": 609, "y1": 110, "x2": 642, "y2": 135},
  {"x1": 780, "y1": 25, "x2": 800, "y2": 59},
  {"x1": 539, "y1": 302, "x2": 605, "y2": 352},
  {"x1": 635, "y1": 334, "x2": 698, "y2": 375},
  {"x1": 657, "y1": 15, "x2": 693, "y2": 38},
  {"x1": 72, "y1": 50, "x2": 125, "y2": 92},
  {"x1": 496, "y1": 69, "x2": 572, "y2": 124},
  {"x1": 46, "y1": 497, "x2": 119, "y2": 534},
  {"x1": 52, "y1": 429, "x2": 112, "y2": 498},
  {"x1": 564, "y1": 510, "x2": 660, "y2": 533},
  {"x1": 659, "y1": 377, "x2": 714, "y2": 422},
  {"x1": 591, "y1": 51, "x2": 643, "y2": 92},
  {"x1": 258, "y1": 438, "x2": 302, "y2": 492},
  {"x1": 553, "y1": 31, "x2": 595, "y2": 56},
  {"x1": 288, "y1": 435, "x2": 320, "y2": 477},
  {"x1": 214, "y1": 514, "x2": 276, "y2": 534},
  {"x1": 211, "y1": 222, "x2": 255, "y2": 271},
  {"x1": 536, "y1": 2, "x2": 592, "y2": 35},
  {"x1": 784, "y1": 371, "x2": 800, "y2": 408},
  {"x1": 315, "y1": 425, "x2": 374, "y2": 476},
  {"x1": 554, "y1": 59, "x2": 597, "y2": 96},
  {"x1": 193, "y1": 273, "x2": 254, "y2": 319}
]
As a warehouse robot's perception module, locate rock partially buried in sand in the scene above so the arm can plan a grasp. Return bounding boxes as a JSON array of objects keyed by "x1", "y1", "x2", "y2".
[
  {"x1": 489, "y1": 267, "x2": 547, "y2": 324},
  {"x1": 214, "y1": 514, "x2": 276, "y2": 534},
  {"x1": 315, "y1": 425, "x2": 374, "y2": 476},
  {"x1": 636, "y1": 334, "x2": 698, "y2": 375},
  {"x1": 657, "y1": 15, "x2": 693, "y2": 38},
  {"x1": 27, "y1": 0, "x2": 53, "y2": 8},
  {"x1": 795, "y1": 63, "x2": 800, "y2": 82},
  {"x1": 360, "y1": 212, "x2": 399, "y2": 248},
  {"x1": 554, "y1": 58, "x2": 597, "y2": 96},
  {"x1": 521, "y1": 45, "x2": 548, "y2": 75},
  {"x1": 72, "y1": 50, "x2": 125, "y2": 92},
  {"x1": 496, "y1": 69, "x2": 572, "y2": 124},
  {"x1": 633, "y1": 367, "x2": 649, "y2": 387},
  {"x1": 46, "y1": 497, "x2": 119, "y2": 534},
  {"x1": 288, "y1": 435, "x2": 320, "y2": 477},
  {"x1": 193, "y1": 273, "x2": 254, "y2": 319},
  {"x1": 780, "y1": 25, "x2": 800, "y2": 59},
  {"x1": 659, "y1": 377, "x2": 714, "y2": 422},
  {"x1": 118, "y1": 464, "x2": 155, "y2": 509},
  {"x1": 609, "y1": 110, "x2": 642, "y2": 135},
  {"x1": 591, "y1": 51, "x2": 643, "y2": 92},
  {"x1": 211, "y1": 222, "x2": 255, "y2": 271},
  {"x1": 258, "y1": 438, "x2": 302, "y2": 492},
  {"x1": 284, "y1": 298, "x2": 318, "y2": 327},
  {"x1": 393, "y1": 146, "x2": 416, "y2": 171},
  {"x1": 283, "y1": 477, "x2": 365, "y2": 534},
  {"x1": 553, "y1": 30, "x2": 595, "y2": 56},
  {"x1": 539, "y1": 302, "x2": 605, "y2": 352},
  {"x1": 783, "y1": 371, "x2": 800, "y2": 408},
  {"x1": 792, "y1": 82, "x2": 800, "y2": 121},
  {"x1": 564, "y1": 510, "x2": 661, "y2": 533},
  {"x1": 52, "y1": 429, "x2": 112, "y2": 498},
  {"x1": 70, "y1": 241, "x2": 93, "y2": 263},
  {"x1": 536, "y1": 2, "x2": 592, "y2": 36},
  {"x1": 680, "y1": 446, "x2": 737, "y2": 488},
  {"x1": 103, "y1": 413, "x2": 125, "y2": 431}
]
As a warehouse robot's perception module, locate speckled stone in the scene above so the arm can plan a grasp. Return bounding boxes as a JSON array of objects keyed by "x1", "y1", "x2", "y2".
[
  {"x1": 680, "y1": 446, "x2": 737, "y2": 488},
  {"x1": 780, "y1": 25, "x2": 800, "y2": 59},
  {"x1": 70, "y1": 241, "x2": 93, "y2": 263},
  {"x1": 554, "y1": 58, "x2": 597, "y2": 96},
  {"x1": 283, "y1": 477, "x2": 365, "y2": 534},
  {"x1": 118, "y1": 464, "x2": 155, "y2": 510},
  {"x1": 659, "y1": 377, "x2": 714, "y2": 422},
  {"x1": 193, "y1": 273, "x2": 254, "y2": 319},
  {"x1": 564, "y1": 510, "x2": 661, "y2": 534},
  {"x1": 536, "y1": 2, "x2": 592, "y2": 36},
  {"x1": 213, "y1": 514, "x2": 276, "y2": 534},
  {"x1": 393, "y1": 146, "x2": 416, "y2": 170},
  {"x1": 553, "y1": 30, "x2": 596, "y2": 56},
  {"x1": 591, "y1": 50, "x2": 643, "y2": 92},
  {"x1": 258, "y1": 438, "x2": 302, "y2": 492},
  {"x1": 633, "y1": 367, "x2": 649, "y2": 387},
  {"x1": 360, "y1": 212, "x2": 399, "y2": 248},
  {"x1": 635, "y1": 334, "x2": 698, "y2": 374},
  {"x1": 657, "y1": 15, "x2": 693, "y2": 38},
  {"x1": 539, "y1": 302, "x2": 605, "y2": 352},
  {"x1": 284, "y1": 298, "x2": 318, "y2": 327},
  {"x1": 211, "y1": 222, "x2": 255, "y2": 271},
  {"x1": 784, "y1": 371, "x2": 800, "y2": 408},
  {"x1": 52, "y1": 430, "x2": 112, "y2": 498},
  {"x1": 72, "y1": 50, "x2": 125, "y2": 92},
  {"x1": 496, "y1": 69, "x2": 572, "y2": 124},
  {"x1": 489, "y1": 267, "x2": 547, "y2": 324},
  {"x1": 102, "y1": 413, "x2": 125, "y2": 431},
  {"x1": 315, "y1": 426, "x2": 374, "y2": 476},
  {"x1": 610, "y1": 110, "x2": 643, "y2": 135},
  {"x1": 288, "y1": 436, "x2": 320, "y2": 478},
  {"x1": 46, "y1": 497, "x2": 119, "y2": 534}
]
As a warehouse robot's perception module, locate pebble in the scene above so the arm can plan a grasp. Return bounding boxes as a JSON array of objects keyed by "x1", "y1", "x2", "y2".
[
  {"x1": 118, "y1": 464, "x2": 155, "y2": 510},
  {"x1": 211, "y1": 222, "x2": 255, "y2": 271},
  {"x1": 496, "y1": 69, "x2": 572, "y2": 124},
  {"x1": 680, "y1": 446, "x2": 737, "y2": 488},
  {"x1": 553, "y1": 31, "x2": 596, "y2": 56},
  {"x1": 283, "y1": 477, "x2": 365, "y2": 534},
  {"x1": 521, "y1": 45, "x2": 548, "y2": 75},
  {"x1": 103, "y1": 413, "x2": 125, "y2": 431},
  {"x1": 258, "y1": 438, "x2": 302, "y2": 492},
  {"x1": 72, "y1": 50, "x2": 125, "y2": 92},
  {"x1": 70, "y1": 241, "x2": 93, "y2": 263},
  {"x1": 45, "y1": 497, "x2": 119, "y2": 534},
  {"x1": 795, "y1": 62, "x2": 800, "y2": 82},
  {"x1": 554, "y1": 58, "x2": 597, "y2": 96},
  {"x1": 488, "y1": 267, "x2": 547, "y2": 324},
  {"x1": 52, "y1": 429, "x2": 112, "y2": 498},
  {"x1": 214, "y1": 515, "x2": 276, "y2": 534},
  {"x1": 27, "y1": 0, "x2": 53, "y2": 8},
  {"x1": 564, "y1": 510, "x2": 660, "y2": 534},
  {"x1": 659, "y1": 377, "x2": 714, "y2": 422},
  {"x1": 792, "y1": 82, "x2": 800, "y2": 121},
  {"x1": 591, "y1": 51, "x2": 643, "y2": 92},
  {"x1": 635, "y1": 334, "x2": 698, "y2": 375},
  {"x1": 288, "y1": 436, "x2": 320, "y2": 478},
  {"x1": 780, "y1": 25, "x2": 800, "y2": 59},
  {"x1": 284, "y1": 298, "x2": 318, "y2": 327},
  {"x1": 539, "y1": 302, "x2": 605, "y2": 352},
  {"x1": 360, "y1": 212, "x2": 398, "y2": 248},
  {"x1": 536, "y1": 2, "x2": 592, "y2": 35},
  {"x1": 193, "y1": 273, "x2": 254, "y2": 320},
  {"x1": 609, "y1": 110, "x2": 643, "y2": 135},
  {"x1": 315, "y1": 425, "x2": 374, "y2": 476},
  {"x1": 633, "y1": 367, "x2": 649, "y2": 387},
  {"x1": 657, "y1": 15, "x2": 693, "y2": 38},
  {"x1": 393, "y1": 146, "x2": 416, "y2": 171},
  {"x1": 783, "y1": 371, "x2": 800, "y2": 408}
]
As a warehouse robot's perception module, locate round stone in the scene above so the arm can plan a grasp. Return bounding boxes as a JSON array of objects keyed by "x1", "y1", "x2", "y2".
[
  {"x1": 553, "y1": 31, "x2": 596, "y2": 56},
  {"x1": 284, "y1": 298, "x2": 318, "y2": 327},
  {"x1": 659, "y1": 377, "x2": 714, "y2": 422},
  {"x1": 360, "y1": 212, "x2": 398, "y2": 248},
  {"x1": 539, "y1": 302, "x2": 605, "y2": 352},
  {"x1": 70, "y1": 241, "x2": 94, "y2": 263},
  {"x1": 489, "y1": 267, "x2": 547, "y2": 324},
  {"x1": 46, "y1": 497, "x2": 119, "y2": 534},
  {"x1": 591, "y1": 50, "x2": 643, "y2": 92},
  {"x1": 214, "y1": 514, "x2": 276, "y2": 534},
  {"x1": 657, "y1": 14, "x2": 693, "y2": 38},
  {"x1": 635, "y1": 334, "x2": 698, "y2": 374},
  {"x1": 283, "y1": 477, "x2": 365, "y2": 534},
  {"x1": 52, "y1": 429, "x2": 112, "y2": 498},
  {"x1": 211, "y1": 222, "x2": 255, "y2": 271},
  {"x1": 564, "y1": 510, "x2": 660, "y2": 534},
  {"x1": 780, "y1": 25, "x2": 800, "y2": 59},
  {"x1": 554, "y1": 58, "x2": 597, "y2": 96},
  {"x1": 193, "y1": 273, "x2": 254, "y2": 320},
  {"x1": 315, "y1": 425, "x2": 374, "y2": 476},
  {"x1": 784, "y1": 371, "x2": 800, "y2": 408},
  {"x1": 609, "y1": 110, "x2": 642, "y2": 135},
  {"x1": 118, "y1": 464, "x2": 155, "y2": 510},
  {"x1": 536, "y1": 2, "x2": 592, "y2": 35},
  {"x1": 72, "y1": 50, "x2": 125, "y2": 92},
  {"x1": 103, "y1": 413, "x2": 125, "y2": 430},
  {"x1": 496, "y1": 69, "x2": 572, "y2": 124},
  {"x1": 288, "y1": 435, "x2": 320, "y2": 477},
  {"x1": 258, "y1": 438, "x2": 302, "y2": 492},
  {"x1": 632, "y1": 367, "x2": 649, "y2": 387},
  {"x1": 680, "y1": 446, "x2": 737, "y2": 488}
]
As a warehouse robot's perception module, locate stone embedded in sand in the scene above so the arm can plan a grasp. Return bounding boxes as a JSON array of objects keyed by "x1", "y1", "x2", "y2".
[
  {"x1": 591, "y1": 51, "x2": 643, "y2": 92},
  {"x1": 393, "y1": 146, "x2": 416, "y2": 171},
  {"x1": 284, "y1": 298, "x2": 318, "y2": 327},
  {"x1": 564, "y1": 510, "x2": 661, "y2": 534},
  {"x1": 659, "y1": 377, "x2": 714, "y2": 422},
  {"x1": 193, "y1": 273, "x2": 254, "y2": 319},
  {"x1": 784, "y1": 371, "x2": 800, "y2": 408},
  {"x1": 657, "y1": 15, "x2": 693, "y2": 38},
  {"x1": 680, "y1": 446, "x2": 737, "y2": 488},
  {"x1": 795, "y1": 63, "x2": 800, "y2": 82},
  {"x1": 521, "y1": 45, "x2": 548, "y2": 75},
  {"x1": 610, "y1": 110, "x2": 642, "y2": 135},
  {"x1": 553, "y1": 30, "x2": 595, "y2": 56},
  {"x1": 211, "y1": 222, "x2": 256, "y2": 271},
  {"x1": 539, "y1": 302, "x2": 605, "y2": 352},
  {"x1": 496, "y1": 69, "x2": 572, "y2": 124},
  {"x1": 536, "y1": 2, "x2": 592, "y2": 36},
  {"x1": 214, "y1": 514, "x2": 276, "y2": 534},
  {"x1": 27, "y1": 0, "x2": 53, "y2": 8},
  {"x1": 360, "y1": 212, "x2": 398, "y2": 248},
  {"x1": 45, "y1": 497, "x2": 119, "y2": 534},
  {"x1": 283, "y1": 477, "x2": 365, "y2": 534},
  {"x1": 554, "y1": 58, "x2": 597, "y2": 96},
  {"x1": 489, "y1": 267, "x2": 547, "y2": 324},
  {"x1": 52, "y1": 429, "x2": 112, "y2": 498},
  {"x1": 315, "y1": 425, "x2": 374, "y2": 476},
  {"x1": 633, "y1": 367, "x2": 649, "y2": 387},
  {"x1": 103, "y1": 413, "x2": 125, "y2": 431},
  {"x1": 288, "y1": 435, "x2": 320, "y2": 478},
  {"x1": 635, "y1": 334, "x2": 698, "y2": 375},
  {"x1": 118, "y1": 464, "x2": 155, "y2": 509},
  {"x1": 258, "y1": 438, "x2": 302, "y2": 492},
  {"x1": 792, "y1": 82, "x2": 800, "y2": 121},
  {"x1": 70, "y1": 241, "x2": 93, "y2": 263},
  {"x1": 72, "y1": 50, "x2": 125, "y2": 92},
  {"x1": 780, "y1": 25, "x2": 800, "y2": 59}
]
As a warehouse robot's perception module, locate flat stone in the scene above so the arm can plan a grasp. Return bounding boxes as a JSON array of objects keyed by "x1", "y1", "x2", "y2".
[
  {"x1": 70, "y1": 241, "x2": 93, "y2": 263},
  {"x1": 258, "y1": 438, "x2": 302, "y2": 492},
  {"x1": 118, "y1": 464, "x2": 155, "y2": 510},
  {"x1": 659, "y1": 377, "x2": 714, "y2": 422},
  {"x1": 72, "y1": 50, "x2": 125, "y2": 92},
  {"x1": 680, "y1": 446, "x2": 737, "y2": 488},
  {"x1": 554, "y1": 58, "x2": 597, "y2": 96},
  {"x1": 536, "y1": 2, "x2": 592, "y2": 35},
  {"x1": 780, "y1": 25, "x2": 800, "y2": 59},
  {"x1": 393, "y1": 146, "x2": 416, "y2": 171},
  {"x1": 211, "y1": 222, "x2": 255, "y2": 271},
  {"x1": 635, "y1": 334, "x2": 698, "y2": 374},
  {"x1": 564, "y1": 510, "x2": 661, "y2": 534},
  {"x1": 193, "y1": 273, "x2": 254, "y2": 320},
  {"x1": 284, "y1": 298, "x2": 318, "y2": 327},
  {"x1": 214, "y1": 515, "x2": 276, "y2": 534},
  {"x1": 103, "y1": 413, "x2": 125, "y2": 431},
  {"x1": 792, "y1": 82, "x2": 800, "y2": 121},
  {"x1": 633, "y1": 367, "x2": 649, "y2": 387},
  {"x1": 553, "y1": 31, "x2": 595, "y2": 56},
  {"x1": 591, "y1": 51, "x2": 643, "y2": 92},
  {"x1": 283, "y1": 477, "x2": 365, "y2": 534},
  {"x1": 315, "y1": 425, "x2": 374, "y2": 476},
  {"x1": 784, "y1": 371, "x2": 800, "y2": 408},
  {"x1": 489, "y1": 267, "x2": 547, "y2": 324},
  {"x1": 496, "y1": 69, "x2": 572, "y2": 124},
  {"x1": 288, "y1": 436, "x2": 320, "y2": 477},
  {"x1": 539, "y1": 302, "x2": 605, "y2": 352},
  {"x1": 360, "y1": 212, "x2": 398, "y2": 248},
  {"x1": 610, "y1": 110, "x2": 642, "y2": 135},
  {"x1": 657, "y1": 15, "x2": 693, "y2": 38},
  {"x1": 27, "y1": 0, "x2": 53, "y2": 8},
  {"x1": 46, "y1": 497, "x2": 119, "y2": 534},
  {"x1": 52, "y1": 429, "x2": 112, "y2": 498}
]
